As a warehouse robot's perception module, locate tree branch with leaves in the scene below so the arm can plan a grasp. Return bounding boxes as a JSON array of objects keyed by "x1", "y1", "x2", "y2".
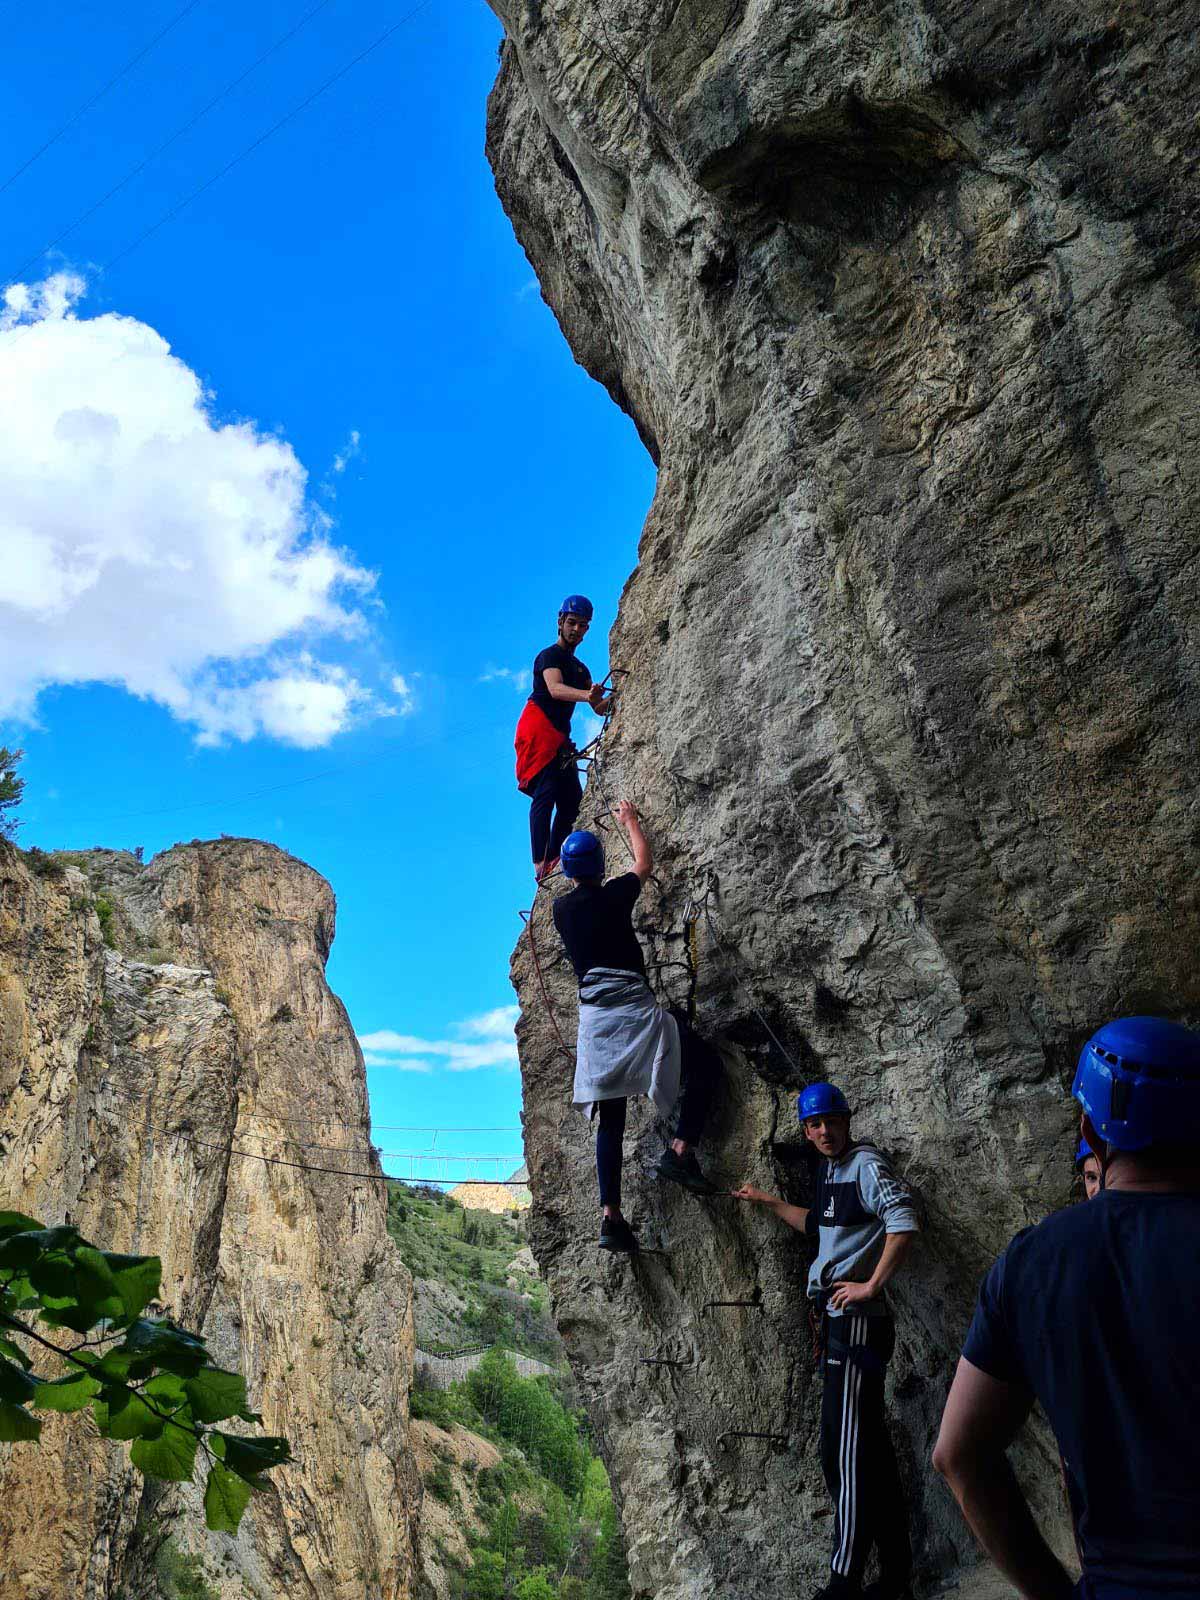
[
  {"x1": 0, "y1": 747, "x2": 25, "y2": 841},
  {"x1": 0, "y1": 1211, "x2": 291, "y2": 1532}
]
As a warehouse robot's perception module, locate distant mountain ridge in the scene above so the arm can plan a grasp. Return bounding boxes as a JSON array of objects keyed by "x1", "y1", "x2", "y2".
[{"x1": 448, "y1": 1162, "x2": 530, "y2": 1213}]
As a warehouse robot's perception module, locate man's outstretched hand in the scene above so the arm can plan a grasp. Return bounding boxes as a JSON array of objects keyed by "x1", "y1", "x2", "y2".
[
  {"x1": 588, "y1": 684, "x2": 611, "y2": 712},
  {"x1": 614, "y1": 800, "x2": 639, "y2": 828},
  {"x1": 731, "y1": 1184, "x2": 775, "y2": 1205}
]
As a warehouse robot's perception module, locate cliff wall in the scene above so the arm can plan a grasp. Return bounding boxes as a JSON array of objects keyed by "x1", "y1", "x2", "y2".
[
  {"x1": 0, "y1": 838, "x2": 419, "y2": 1600},
  {"x1": 487, "y1": 3, "x2": 1200, "y2": 1594}
]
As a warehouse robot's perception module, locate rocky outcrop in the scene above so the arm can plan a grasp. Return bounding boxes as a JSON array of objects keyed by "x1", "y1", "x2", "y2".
[
  {"x1": 487, "y1": 4, "x2": 1200, "y2": 1595},
  {"x1": 0, "y1": 839, "x2": 419, "y2": 1600}
]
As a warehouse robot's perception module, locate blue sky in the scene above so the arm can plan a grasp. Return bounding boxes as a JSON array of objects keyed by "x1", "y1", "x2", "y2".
[{"x1": 0, "y1": 0, "x2": 655, "y2": 1185}]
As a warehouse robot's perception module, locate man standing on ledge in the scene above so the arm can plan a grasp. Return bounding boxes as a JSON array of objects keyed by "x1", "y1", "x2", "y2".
[
  {"x1": 515, "y1": 594, "x2": 611, "y2": 882},
  {"x1": 733, "y1": 1083, "x2": 919, "y2": 1600},
  {"x1": 934, "y1": 1016, "x2": 1200, "y2": 1600}
]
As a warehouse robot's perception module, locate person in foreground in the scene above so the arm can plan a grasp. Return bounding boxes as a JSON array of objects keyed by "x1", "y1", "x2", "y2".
[
  {"x1": 933, "y1": 1015, "x2": 1200, "y2": 1600},
  {"x1": 551, "y1": 802, "x2": 723, "y2": 1253},
  {"x1": 514, "y1": 594, "x2": 611, "y2": 881},
  {"x1": 733, "y1": 1083, "x2": 919, "y2": 1600}
]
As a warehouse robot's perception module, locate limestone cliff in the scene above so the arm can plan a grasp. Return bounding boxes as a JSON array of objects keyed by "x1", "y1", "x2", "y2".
[
  {"x1": 0, "y1": 838, "x2": 420, "y2": 1600},
  {"x1": 487, "y1": 4, "x2": 1200, "y2": 1595}
]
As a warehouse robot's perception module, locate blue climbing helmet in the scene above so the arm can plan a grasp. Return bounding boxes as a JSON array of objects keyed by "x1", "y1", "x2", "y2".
[
  {"x1": 1075, "y1": 1138, "x2": 1094, "y2": 1167},
  {"x1": 560, "y1": 830, "x2": 604, "y2": 879},
  {"x1": 1072, "y1": 1015, "x2": 1200, "y2": 1152},
  {"x1": 560, "y1": 594, "x2": 594, "y2": 621},
  {"x1": 797, "y1": 1082, "x2": 851, "y2": 1122}
]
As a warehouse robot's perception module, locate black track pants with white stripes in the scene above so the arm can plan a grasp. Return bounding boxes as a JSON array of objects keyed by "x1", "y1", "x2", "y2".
[{"x1": 819, "y1": 1313, "x2": 911, "y2": 1587}]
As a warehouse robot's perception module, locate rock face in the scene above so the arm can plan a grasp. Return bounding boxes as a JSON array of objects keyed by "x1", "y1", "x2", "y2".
[
  {"x1": 486, "y1": 4, "x2": 1200, "y2": 1595},
  {"x1": 0, "y1": 839, "x2": 419, "y2": 1600}
]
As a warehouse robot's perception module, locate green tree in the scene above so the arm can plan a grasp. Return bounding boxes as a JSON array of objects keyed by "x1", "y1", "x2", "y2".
[
  {"x1": 515, "y1": 1571, "x2": 557, "y2": 1600},
  {"x1": 0, "y1": 1212, "x2": 290, "y2": 1532},
  {"x1": 466, "y1": 1350, "x2": 588, "y2": 1497},
  {"x1": 0, "y1": 748, "x2": 25, "y2": 841},
  {"x1": 461, "y1": 1550, "x2": 505, "y2": 1600}
]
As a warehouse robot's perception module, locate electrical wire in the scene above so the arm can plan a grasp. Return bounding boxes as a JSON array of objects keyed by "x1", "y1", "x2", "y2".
[
  {"x1": 6, "y1": 0, "x2": 341, "y2": 288},
  {"x1": 0, "y1": 0, "x2": 207, "y2": 200},
  {"x1": 133, "y1": 1119, "x2": 531, "y2": 1186},
  {"x1": 93, "y1": 1077, "x2": 520, "y2": 1139},
  {"x1": 101, "y1": 0, "x2": 436, "y2": 276}
]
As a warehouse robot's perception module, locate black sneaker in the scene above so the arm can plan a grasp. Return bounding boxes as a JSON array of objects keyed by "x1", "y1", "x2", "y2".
[
  {"x1": 862, "y1": 1579, "x2": 910, "y2": 1600},
  {"x1": 656, "y1": 1147, "x2": 720, "y2": 1195},
  {"x1": 598, "y1": 1216, "x2": 639, "y2": 1253},
  {"x1": 811, "y1": 1585, "x2": 861, "y2": 1600}
]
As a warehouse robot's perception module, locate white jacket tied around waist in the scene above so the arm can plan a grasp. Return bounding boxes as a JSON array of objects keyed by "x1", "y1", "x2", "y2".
[{"x1": 573, "y1": 967, "x2": 681, "y2": 1120}]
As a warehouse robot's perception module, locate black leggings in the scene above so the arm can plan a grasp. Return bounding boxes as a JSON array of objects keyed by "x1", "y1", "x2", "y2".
[
  {"x1": 528, "y1": 755, "x2": 582, "y2": 865},
  {"x1": 595, "y1": 1010, "x2": 722, "y2": 1209}
]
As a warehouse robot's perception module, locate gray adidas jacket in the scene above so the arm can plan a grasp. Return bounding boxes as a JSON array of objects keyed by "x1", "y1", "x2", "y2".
[{"x1": 804, "y1": 1142, "x2": 919, "y2": 1317}]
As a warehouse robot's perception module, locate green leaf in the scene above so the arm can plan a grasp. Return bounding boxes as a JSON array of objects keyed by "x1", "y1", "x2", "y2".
[
  {"x1": 101, "y1": 1253, "x2": 161, "y2": 1323},
  {"x1": 0, "y1": 1275, "x2": 40, "y2": 1310},
  {"x1": 129, "y1": 1409, "x2": 198, "y2": 1482},
  {"x1": 119, "y1": 1320, "x2": 207, "y2": 1377},
  {"x1": 0, "y1": 1357, "x2": 37, "y2": 1405},
  {"x1": 184, "y1": 1367, "x2": 248, "y2": 1425},
  {"x1": 32, "y1": 1370, "x2": 102, "y2": 1413},
  {"x1": 93, "y1": 1389, "x2": 165, "y2": 1442},
  {"x1": 213, "y1": 1432, "x2": 292, "y2": 1476},
  {"x1": 204, "y1": 1460, "x2": 253, "y2": 1533},
  {"x1": 37, "y1": 1300, "x2": 108, "y2": 1336},
  {"x1": 0, "y1": 1401, "x2": 41, "y2": 1442},
  {"x1": 143, "y1": 1372, "x2": 189, "y2": 1412},
  {"x1": 0, "y1": 1212, "x2": 42, "y2": 1240},
  {"x1": 29, "y1": 1250, "x2": 79, "y2": 1299},
  {"x1": 0, "y1": 1336, "x2": 30, "y2": 1370},
  {"x1": 0, "y1": 1225, "x2": 79, "y2": 1269}
]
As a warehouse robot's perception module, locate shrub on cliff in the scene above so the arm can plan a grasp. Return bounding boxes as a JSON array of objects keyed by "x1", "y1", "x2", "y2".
[{"x1": 0, "y1": 1211, "x2": 290, "y2": 1532}]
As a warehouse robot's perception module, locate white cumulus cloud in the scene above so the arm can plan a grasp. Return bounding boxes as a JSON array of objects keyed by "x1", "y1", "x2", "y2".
[
  {"x1": 0, "y1": 274, "x2": 393, "y2": 747},
  {"x1": 359, "y1": 1006, "x2": 520, "y2": 1073}
]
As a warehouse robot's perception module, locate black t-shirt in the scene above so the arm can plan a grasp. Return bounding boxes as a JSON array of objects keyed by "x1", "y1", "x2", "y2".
[
  {"x1": 552, "y1": 873, "x2": 645, "y2": 982},
  {"x1": 963, "y1": 1189, "x2": 1200, "y2": 1590},
  {"x1": 531, "y1": 643, "x2": 591, "y2": 737}
]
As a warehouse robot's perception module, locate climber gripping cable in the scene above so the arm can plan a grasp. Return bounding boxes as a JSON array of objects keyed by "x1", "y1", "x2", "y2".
[
  {"x1": 733, "y1": 1083, "x2": 918, "y2": 1600},
  {"x1": 514, "y1": 594, "x2": 612, "y2": 883},
  {"x1": 551, "y1": 802, "x2": 724, "y2": 1254},
  {"x1": 934, "y1": 1016, "x2": 1200, "y2": 1600}
]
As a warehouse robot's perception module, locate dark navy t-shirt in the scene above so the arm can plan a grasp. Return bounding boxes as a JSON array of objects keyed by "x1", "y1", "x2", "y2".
[
  {"x1": 552, "y1": 873, "x2": 644, "y2": 982},
  {"x1": 531, "y1": 644, "x2": 591, "y2": 737},
  {"x1": 963, "y1": 1190, "x2": 1200, "y2": 1590}
]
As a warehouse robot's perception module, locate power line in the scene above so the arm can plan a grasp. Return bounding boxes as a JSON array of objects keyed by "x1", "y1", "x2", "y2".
[
  {"x1": 0, "y1": 0, "x2": 207, "y2": 201},
  {"x1": 102, "y1": 0, "x2": 436, "y2": 276},
  {"x1": 6, "y1": 0, "x2": 340, "y2": 288},
  {"x1": 129, "y1": 1119, "x2": 530, "y2": 1186},
  {"x1": 94, "y1": 1075, "x2": 519, "y2": 1139}
]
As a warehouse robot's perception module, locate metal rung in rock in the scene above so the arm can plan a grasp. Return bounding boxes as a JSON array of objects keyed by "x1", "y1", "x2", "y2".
[
  {"x1": 718, "y1": 1431, "x2": 789, "y2": 1451},
  {"x1": 701, "y1": 1298, "x2": 762, "y2": 1316}
]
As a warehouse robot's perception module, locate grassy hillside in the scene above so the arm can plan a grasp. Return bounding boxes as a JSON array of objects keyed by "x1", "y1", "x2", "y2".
[
  {"x1": 387, "y1": 1183, "x2": 557, "y2": 1359},
  {"x1": 388, "y1": 1185, "x2": 630, "y2": 1600}
]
